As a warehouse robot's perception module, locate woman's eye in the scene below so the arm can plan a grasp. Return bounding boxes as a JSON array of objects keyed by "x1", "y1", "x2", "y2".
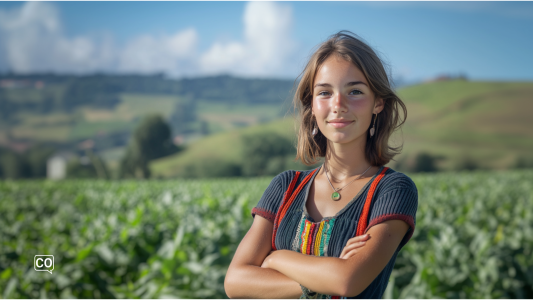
[{"x1": 317, "y1": 90, "x2": 361, "y2": 96}]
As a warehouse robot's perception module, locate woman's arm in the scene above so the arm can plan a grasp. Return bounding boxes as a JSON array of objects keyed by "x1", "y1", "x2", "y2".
[
  {"x1": 224, "y1": 215, "x2": 302, "y2": 298},
  {"x1": 262, "y1": 219, "x2": 409, "y2": 297}
]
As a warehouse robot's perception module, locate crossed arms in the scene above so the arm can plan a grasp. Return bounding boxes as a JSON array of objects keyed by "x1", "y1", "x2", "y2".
[{"x1": 224, "y1": 215, "x2": 409, "y2": 298}]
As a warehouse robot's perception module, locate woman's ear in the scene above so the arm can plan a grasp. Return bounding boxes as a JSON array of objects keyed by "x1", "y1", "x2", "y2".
[{"x1": 374, "y1": 97, "x2": 384, "y2": 114}]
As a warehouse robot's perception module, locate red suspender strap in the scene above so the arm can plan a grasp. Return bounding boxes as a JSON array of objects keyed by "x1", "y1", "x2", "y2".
[
  {"x1": 272, "y1": 171, "x2": 300, "y2": 250},
  {"x1": 355, "y1": 167, "x2": 389, "y2": 237},
  {"x1": 272, "y1": 169, "x2": 318, "y2": 250}
]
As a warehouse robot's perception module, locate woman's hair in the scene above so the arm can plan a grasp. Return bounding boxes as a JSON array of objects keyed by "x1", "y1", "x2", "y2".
[{"x1": 293, "y1": 30, "x2": 407, "y2": 167}]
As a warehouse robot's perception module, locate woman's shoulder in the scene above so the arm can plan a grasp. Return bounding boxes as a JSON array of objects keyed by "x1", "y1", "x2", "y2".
[
  {"x1": 253, "y1": 168, "x2": 319, "y2": 219},
  {"x1": 378, "y1": 166, "x2": 418, "y2": 194},
  {"x1": 270, "y1": 167, "x2": 319, "y2": 187}
]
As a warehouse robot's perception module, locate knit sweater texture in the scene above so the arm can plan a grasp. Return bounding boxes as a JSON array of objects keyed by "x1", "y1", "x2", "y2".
[{"x1": 251, "y1": 165, "x2": 418, "y2": 299}]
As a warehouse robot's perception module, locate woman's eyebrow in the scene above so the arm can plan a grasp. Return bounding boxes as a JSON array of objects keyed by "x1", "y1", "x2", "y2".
[
  {"x1": 314, "y1": 81, "x2": 368, "y2": 88},
  {"x1": 346, "y1": 81, "x2": 368, "y2": 87}
]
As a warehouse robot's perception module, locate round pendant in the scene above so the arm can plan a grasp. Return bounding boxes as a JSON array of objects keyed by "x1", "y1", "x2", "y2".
[{"x1": 332, "y1": 191, "x2": 341, "y2": 201}]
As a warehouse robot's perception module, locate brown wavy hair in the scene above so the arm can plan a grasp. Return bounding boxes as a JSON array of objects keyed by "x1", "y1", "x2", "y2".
[{"x1": 293, "y1": 30, "x2": 407, "y2": 166}]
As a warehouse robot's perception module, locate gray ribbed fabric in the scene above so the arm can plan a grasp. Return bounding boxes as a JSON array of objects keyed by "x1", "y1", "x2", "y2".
[{"x1": 251, "y1": 165, "x2": 418, "y2": 299}]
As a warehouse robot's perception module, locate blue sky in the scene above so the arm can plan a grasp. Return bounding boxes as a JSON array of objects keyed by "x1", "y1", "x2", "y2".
[{"x1": 0, "y1": 1, "x2": 531, "y2": 82}]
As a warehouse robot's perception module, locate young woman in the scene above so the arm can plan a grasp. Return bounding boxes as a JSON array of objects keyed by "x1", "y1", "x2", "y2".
[{"x1": 224, "y1": 31, "x2": 418, "y2": 299}]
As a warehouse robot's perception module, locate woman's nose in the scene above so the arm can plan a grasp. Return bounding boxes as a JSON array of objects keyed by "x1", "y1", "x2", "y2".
[{"x1": 332, "y1": 92, "x2": 347, "y2": 113}]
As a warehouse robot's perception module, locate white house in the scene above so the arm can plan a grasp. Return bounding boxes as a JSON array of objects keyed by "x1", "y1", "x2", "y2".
[{"x1": 46, "y1": 152, "x2": 75, "y2": 180}]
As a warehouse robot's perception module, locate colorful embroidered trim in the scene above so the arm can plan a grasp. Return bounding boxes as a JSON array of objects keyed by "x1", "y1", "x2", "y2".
[{"x1": 296, "y1": 218, "x2": 335, "y2": 257}]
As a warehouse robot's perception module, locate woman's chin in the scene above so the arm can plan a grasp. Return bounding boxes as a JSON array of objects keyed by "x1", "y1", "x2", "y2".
[
  {"x1": 326, "y1": 135, "x2": 357, "y2": 145},
  {"x1": 323, "y1": 131, "x2": 366, "y2": 145}
]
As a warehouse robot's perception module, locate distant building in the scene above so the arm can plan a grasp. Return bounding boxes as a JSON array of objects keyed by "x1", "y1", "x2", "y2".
[
  {"x1": 173, "y1": 135, "x2": 184, "y2": 146},
  {"x1": 0, "y1": 79, "x2": 46, "y2": 89},
  {"x1": 425, "y1": 73, "x2": 468, "y2": 83},
  {"x1": 78, "y1": 139, "x2": 95, "y2": 150},
  {"x1": 47, "y1": 152, "x2": 74, "y2": 180}
]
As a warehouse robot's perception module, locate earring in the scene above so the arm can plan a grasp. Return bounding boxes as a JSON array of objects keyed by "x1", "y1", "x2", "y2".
[
  {"x1": 370, "y1": 113, "x2": 378, "y2": 137},
  {"x1": 312, "y1": 119, "x2": 318, "y2": 136}
]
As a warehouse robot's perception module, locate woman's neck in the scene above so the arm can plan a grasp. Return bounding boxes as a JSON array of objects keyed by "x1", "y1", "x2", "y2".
[{"x1": 322, "y1": 138, "x2": 374, "y2": 181}]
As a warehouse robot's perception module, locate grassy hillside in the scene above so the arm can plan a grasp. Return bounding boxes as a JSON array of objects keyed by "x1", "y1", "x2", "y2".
[
  {"x1": 151, "y1": 117, "x2": 304, "y2": 178},
  {"x1": 151, "y1": 79, "x2": 533, "y2": 177},
  {"x1": 396, "y1": 80, "x2": 533, "y2": 170}
]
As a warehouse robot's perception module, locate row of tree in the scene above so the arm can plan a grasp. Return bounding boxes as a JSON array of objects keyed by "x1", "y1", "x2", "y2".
[
  {"x1": 2, "y1": 113, "x2": 533, "y2": 179},
  {"x1": 115, "y1": 114, "x2": 303, "y2": 179},
  {"x1": 0, "y1": 74, "x2": 294, "y2": 122},
  {"x1": 0, "y1": 145, "x2": 55, "y2": 179},
  {"x1": 0, "y1": 114, "x2": 179, "y2": 180},
  {"x1": 0, "y1": 113, "x2": 302, "y2": 180},
  {"x1": 392, "y1": 152, "x2": 533, "y2": 173}
]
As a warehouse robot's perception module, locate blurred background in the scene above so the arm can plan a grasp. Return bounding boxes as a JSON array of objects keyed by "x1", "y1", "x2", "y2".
[
  {"x1": 0, "y1": 1, "x2": 532, "y2": 299},
  {"x1": 0, "y1": 1, "x2": 532, "y2": 179}
]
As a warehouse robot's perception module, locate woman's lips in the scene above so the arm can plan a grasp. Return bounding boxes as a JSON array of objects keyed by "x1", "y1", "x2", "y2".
[{"x1": 327, "y1": 120, "x2": 354, "y2": 128}]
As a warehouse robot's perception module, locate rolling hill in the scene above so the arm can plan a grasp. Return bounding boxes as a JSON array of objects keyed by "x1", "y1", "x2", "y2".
[{"x1": 151, "y1": 79, "x2": 533, "y2": 177}]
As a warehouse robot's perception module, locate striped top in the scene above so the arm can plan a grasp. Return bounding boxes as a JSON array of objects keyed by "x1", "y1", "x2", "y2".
[{"x1": 251, "y1": 165, "x2": 418, "y2": 299}]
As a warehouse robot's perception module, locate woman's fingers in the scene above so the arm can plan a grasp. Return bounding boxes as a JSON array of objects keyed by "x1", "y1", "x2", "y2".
[
  {"x1": 340, "y1": 241, "x2": 367, "y2": 258},
  {"x1": 340, "y1": 248, "x2": 361, "y2": 260},
  {"x1": 347, "y1": 234, "x2": 370, "y2": 244},
  {"x1": 340, "y1": 234, "x2": 370, "y2": 259}
]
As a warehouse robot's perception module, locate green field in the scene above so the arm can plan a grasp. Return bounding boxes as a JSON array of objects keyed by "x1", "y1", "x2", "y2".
[
  {"x1": 197, "y1": 102, "x2": 286, "y2": 134},
  {"x1": 1, "y1": 169, "x2": 532, "y2": 298}
]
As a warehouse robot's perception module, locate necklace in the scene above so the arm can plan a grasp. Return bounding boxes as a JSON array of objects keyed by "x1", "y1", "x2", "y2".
[{"x1": 324, "y1": 164, "x2": 373, "y2": 201}]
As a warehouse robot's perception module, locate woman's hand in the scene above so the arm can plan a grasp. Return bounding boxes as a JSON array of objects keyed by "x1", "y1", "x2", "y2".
[{"x1": 339, "y1": 234, "x2": 370, "y2": 259}]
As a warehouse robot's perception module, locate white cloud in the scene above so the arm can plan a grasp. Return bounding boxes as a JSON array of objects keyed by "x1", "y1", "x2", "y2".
[
  {"x1": 200, "y1": 1, "x2": 298, "y2": 77},
  {"x1": 117, "y1": 29, "x2": 198, "y2": 74},
  {"x1": 0, "y1": 2, "x2": 115, "y2": 73},
  {"x1": 0, "y1": 2, "x2": 199, "y2": 76},
  {"x1": 0, "y1": 1, "x2": 299, "y2": 78}
]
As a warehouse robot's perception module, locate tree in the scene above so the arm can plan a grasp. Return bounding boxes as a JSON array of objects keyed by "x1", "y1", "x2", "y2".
[
  {"x1": 413, "y1": 152, "x2": 439, "y2": 173},
  {"x1": 241, "y1": 132, "x2": 295, "y2": 177},
  {"x1": 0, "y1": 150, "x2": 30, "y2": 179},
  {"x1": 25, "y1": 144, "x2": 56, "y2": 177},
  {"x1": 168, "y1": 97, "x2": 197, "y2": 135},
  {"x1": 62, "y1": 76, "x2": 121, "y2": 111},
  {"x1": 67, "y1": 155, "x2": 98, "y2": 179},
  {"x1": 454, "y1": 155, "x2": 478, "y2": 171},
  {"x1": 513, "y1": 155, "x2": 533, "y2": 169},
  {"x1": 119, "y1": 114, "x2": 180, "y2": 179},
  {"x1": 393, "y1": 152, "x2": 443, "y2": 173}
]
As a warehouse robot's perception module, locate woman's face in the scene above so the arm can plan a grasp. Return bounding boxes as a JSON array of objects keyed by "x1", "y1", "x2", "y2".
[{"x1": 312, "y1": 55, "x2": 383, "y2": 146}]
